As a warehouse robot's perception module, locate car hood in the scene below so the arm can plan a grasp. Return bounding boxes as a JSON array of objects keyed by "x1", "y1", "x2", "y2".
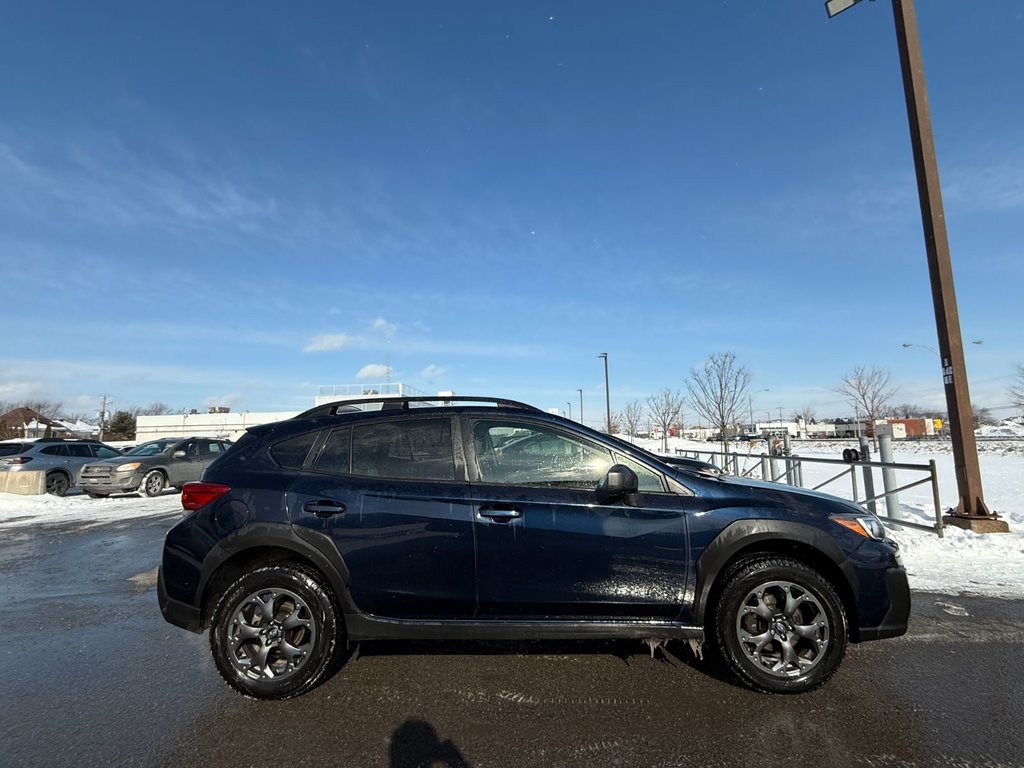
[
  {"x1": 691, "y1": 472, "x2": 865, "y2": 518},
  {"x1": 87, "y1": 454, "x2": 160, "y2": 467}
]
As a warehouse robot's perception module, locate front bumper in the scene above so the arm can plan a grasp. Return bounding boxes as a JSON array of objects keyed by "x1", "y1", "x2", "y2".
[
  {"x1": 855, "y1": 565, "x2": 911, "y2": 641},
  {"x1": 79, "y1": 474, "x2": 141, "y2": 492}
]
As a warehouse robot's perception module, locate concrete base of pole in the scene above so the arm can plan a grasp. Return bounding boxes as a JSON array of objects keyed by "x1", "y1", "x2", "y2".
[{"x1": 942, "y1": 514, "x2": 1010, "y2": 534}]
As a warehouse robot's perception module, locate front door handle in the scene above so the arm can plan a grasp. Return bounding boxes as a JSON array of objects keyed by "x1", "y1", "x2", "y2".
[
  {"x1": 478, "y1": 505, "x2": 523, "y2": 523},
  {"x1": 303, "y1": 500, "x2": 347, "y2": 517}
]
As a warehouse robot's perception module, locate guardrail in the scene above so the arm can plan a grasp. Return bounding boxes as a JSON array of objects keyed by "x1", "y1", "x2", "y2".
[{"x1": 673, "y1": 447, "x2": 945, "y2": 537}]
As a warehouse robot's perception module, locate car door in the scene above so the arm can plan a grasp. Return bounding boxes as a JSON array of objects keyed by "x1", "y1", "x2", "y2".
[
  {"x1": 287, "y1": 415, "x2": 478, "y2": 621},
  {"x1": 169, "y1": 440, "x2": 204, "y2": 485},
  {"x1": 466, "y1": 417, "x2": 690, "y2": 621}
]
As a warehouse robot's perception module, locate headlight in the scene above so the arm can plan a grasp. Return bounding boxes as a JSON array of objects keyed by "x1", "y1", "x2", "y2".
[
  {"x1": 116, "y1": 462, "x2": 142, "y2": 473},
  {"x1": 831, "y1": 513, "x2": 886, "y2": 540}
]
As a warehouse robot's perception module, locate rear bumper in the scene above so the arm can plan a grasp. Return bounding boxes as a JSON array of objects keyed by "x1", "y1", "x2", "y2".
[{"x1": 157, "y1": 565, "x2": 203, "y2": 633}]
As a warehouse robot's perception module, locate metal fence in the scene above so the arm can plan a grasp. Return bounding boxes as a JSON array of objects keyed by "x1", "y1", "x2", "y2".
[{"x1": 674, "y1": 444, "x2": 945, "y2": 537}]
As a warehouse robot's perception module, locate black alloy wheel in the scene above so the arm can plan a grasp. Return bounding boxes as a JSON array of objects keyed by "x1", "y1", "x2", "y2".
[
  {"x1": 46, "y1": 472, "x2": 70, "y2": 496},
  {"x1": 209, "y1": 564, "x2": 342, "y2": 699},
  {"x1": 713, "y1": 556, "x2": 848, "y2": 693}
]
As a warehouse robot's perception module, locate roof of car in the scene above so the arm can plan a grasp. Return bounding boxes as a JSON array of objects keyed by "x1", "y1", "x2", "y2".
[{"x1": 296, "y1": 396, "x2": 543, "y2": 420}]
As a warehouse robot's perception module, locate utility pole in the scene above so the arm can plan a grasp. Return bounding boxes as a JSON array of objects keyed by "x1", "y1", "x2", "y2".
[
  {"x1": 98, "y1": 394, "x2": 110, "y2": 441},
  {"x1": 577, "y1": 389, "x2": 584, "y2": 426},
  {"x1": 598, "y1": 353, "x2": 612, "y2": 434},
  {"x1": 826, "y1": 0, "x2": 1006, "y2": 531}
]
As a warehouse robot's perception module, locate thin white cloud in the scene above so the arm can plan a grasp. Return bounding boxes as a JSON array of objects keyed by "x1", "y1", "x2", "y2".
[
  {"x1": 420, "y1": 364, "x2": 447, "y2": 381},
  {"x1": 357, "y1": 364, "x2": 391, "y2": 380},
  {"x1": 371, "y1": 318, "x2": 398, "y2": 337},
  {"x1": 303, "y1": 334, "x2": 351, "y2": 353}
]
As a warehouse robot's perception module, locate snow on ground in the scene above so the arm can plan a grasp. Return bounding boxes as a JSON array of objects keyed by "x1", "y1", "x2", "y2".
[
  {"x1": 1, "y1": 435, "x2": 1022, "y2": 599},
  {"x1": 0, "y1": 490, "x2": 183, "y2": 529}
]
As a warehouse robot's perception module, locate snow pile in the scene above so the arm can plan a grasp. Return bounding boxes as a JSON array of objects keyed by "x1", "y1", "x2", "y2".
[{"x1": 977, "y1": 416, "x2": 1024, "y2": 439}]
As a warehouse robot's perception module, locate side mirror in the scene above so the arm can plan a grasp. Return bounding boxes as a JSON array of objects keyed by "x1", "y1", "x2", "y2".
[
  {"x1": 172, "y1": 450, "x2": 187, "y2": 459},
  {"x1": 596, "y1": 464, "x2": 642, "y2": 506}
]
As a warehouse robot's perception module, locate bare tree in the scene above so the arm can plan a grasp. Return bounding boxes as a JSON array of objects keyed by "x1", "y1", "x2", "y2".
[
  {"x1": 1011, "y1": 364, "x2": 1024, "y2": 413},
  {"x1": 22, "y1": 400, "x2": 64, "y2": 419},
  {"x1": 889, "y1": 402, "x2": 927, "y2": 419},
  {"x1": 618, "y1": 400, "x2": 646, "y2": 440},
  {"x1": 646, "y1": 389, "x2": 685, "y2": 452},
  {"x1": 836, "y1": 366, "x2": 898, "y2": 447},
  {"x1": 140, "y1": 402, "x2": 173, "y2": 416},
  {"x1": 972, "y1": 403, "x2": 996, "y2": 428},
  {"x1": 686, "y1": 352, "x2": 752, "y2": 454}
]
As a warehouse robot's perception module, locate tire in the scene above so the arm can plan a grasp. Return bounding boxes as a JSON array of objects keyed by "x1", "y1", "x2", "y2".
[
  {"x1": 46, "y1": 472, "x2": 71, "y2": 496},
  {"x1": 711, "y1": 556, "x2": 847, "y2": 693},
  {"x1": 209, "y1": 564, "x2": 342, "y2": 699},
  {"x1": 85, "y1": 492, "x2": 111, "y2": 499},
  {"x1": 140, "y1": 470, "x2": 166, "y2": 497}
]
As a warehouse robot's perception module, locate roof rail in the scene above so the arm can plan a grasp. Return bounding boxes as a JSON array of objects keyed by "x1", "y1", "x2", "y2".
[{"x1": 295, "y1": 395, "x2": 542, "y2": 420}]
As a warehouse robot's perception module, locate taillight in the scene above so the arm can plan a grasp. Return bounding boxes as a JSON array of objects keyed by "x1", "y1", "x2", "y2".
[
  {"x1": 2, "y1": 456, "x2": 32, "y2": 465},
  {"x1": 181, "y1": 481, "x2": 231, "y2": 511}
]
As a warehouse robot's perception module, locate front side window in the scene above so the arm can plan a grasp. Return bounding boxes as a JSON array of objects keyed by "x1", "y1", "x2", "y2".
[
  {"x1": 94, "y1": 446, "x2": 121, "y2": 459},
  {"x1": 350, "y1": 419, "x2": 454, "y2": 481},
  {"x1": 472, "y1": 421, "x2": 613, "y2": 488},
  {"x1": 66, "y1": 444, "x2": 93, "y2": 458},
  {"x1": 614, "y1": 453, "x2": 666, "y2": 493}
]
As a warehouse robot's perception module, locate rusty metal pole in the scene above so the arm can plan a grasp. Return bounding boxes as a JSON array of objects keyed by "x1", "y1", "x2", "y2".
[{"x1": 890, "y1": 0, "x2": 1006, "y2": 531}]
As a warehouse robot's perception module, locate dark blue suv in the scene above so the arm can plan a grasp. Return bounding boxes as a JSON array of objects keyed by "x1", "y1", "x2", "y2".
[{"x1": 158, "y1": 396, "x2": 909, "y2": 699}]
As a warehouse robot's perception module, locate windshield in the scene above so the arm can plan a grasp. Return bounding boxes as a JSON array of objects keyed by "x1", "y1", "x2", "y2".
[{"x1": 123, "y1": 441, "x2": 173, "y2": 457}]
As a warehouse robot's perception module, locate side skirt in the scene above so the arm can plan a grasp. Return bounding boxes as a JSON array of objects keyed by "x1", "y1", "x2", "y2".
[{"x1": 345, "y1": 613, "x2": 704, "y2": 643}]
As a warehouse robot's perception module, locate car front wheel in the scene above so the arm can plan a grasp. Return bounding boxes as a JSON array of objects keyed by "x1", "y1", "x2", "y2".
[
  {"x1": 712, "y1": 556, "x2": 847, "y2": 693},
  {"x1": 209, "y1": 564, "x2": 342, "y2": 699},
  {"x1": 140, "y1": 470, "x2": 165, "y2": 497}
]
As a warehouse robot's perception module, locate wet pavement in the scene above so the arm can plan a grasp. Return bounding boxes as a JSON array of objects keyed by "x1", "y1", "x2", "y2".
[{"x1": 1, "y1": 513, "x2": 1023, "y2": 768}]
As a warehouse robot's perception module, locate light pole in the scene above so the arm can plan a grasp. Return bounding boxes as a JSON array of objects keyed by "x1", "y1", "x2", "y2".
[
  {"x1": 577, "y1": 389, "x2": 584, "y2": 425},
  {"x1": 566, "y1": 402, "x2": 572, "y2": 421},
  {"x1": 826, "y1": 0, "x2": 1003, "y2": 531},
  {"x1": 598, "y1": 353, "x2": 611, "y2": 434}
]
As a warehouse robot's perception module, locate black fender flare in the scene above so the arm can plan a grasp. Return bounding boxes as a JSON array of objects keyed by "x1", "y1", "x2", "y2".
[
  {"x1": 692, "y1": 519, "x2": 851, "y2": 627},
  {"x1": 197, "y1": 522, "x2": 356, "y2": 619}
]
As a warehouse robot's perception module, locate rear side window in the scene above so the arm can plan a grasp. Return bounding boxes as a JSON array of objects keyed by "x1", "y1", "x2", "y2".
[
  {"x1": 67, "y1": 444, "x2": 93, "y2": 458},
  {"x1": 270, "y1": 432, "x2": 319, "y2": 469},
  {"x1": 350, "y1": 419, "x2": 455, "y2": 481},
  {"x1": 41, "y1": 445, "x2": 71, "y2": 456},
  {"x1": 313, "y1": 428, "x2": 351, "y2": 474}
]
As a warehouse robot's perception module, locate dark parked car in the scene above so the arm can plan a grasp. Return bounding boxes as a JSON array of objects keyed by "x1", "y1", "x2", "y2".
[
  {"x1": 0, "y1": 438, "x2": 125, "y2": 495},
  {"x1": 79, "y1": 436, "x2": 233, "y2": 497},
  {"x1": 158, "y1": 397, "x2": 909, "y2": 700}
]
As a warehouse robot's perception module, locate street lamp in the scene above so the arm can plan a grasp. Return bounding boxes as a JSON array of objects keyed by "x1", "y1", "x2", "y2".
[
  {"x1": 577, "y1": 388, "x2": 584, "y2": 425},
  {"x1": 827, "y1": 0, "x2": 1003, "y2": 530},
  {"x1": 566, "y1": 402, "x2": 572, "y2": 421},
  {"x1": 598, "y1": 353, "x2": 611, "y2": 434}
]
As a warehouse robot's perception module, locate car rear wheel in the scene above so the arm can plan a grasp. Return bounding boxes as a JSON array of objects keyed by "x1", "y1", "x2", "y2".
[
  {"x1": 712, "y1": 556, "x2": 847, "y2": 693},
  {"x1": 141, "y1": 469, "x2": 166, "y2": 497},
  {"x1": 209, "y1": 564, "x2": 342, "y2": 699},
  {"x1": 46, "y1": 472, "x2": 70, "y2": 496}
]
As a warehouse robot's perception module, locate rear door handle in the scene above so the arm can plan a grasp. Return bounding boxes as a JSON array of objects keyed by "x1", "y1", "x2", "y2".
[
  {"x1": 478, "y1": 505, "x2": 523, "y2": 523},
  {"x1": 303, "y1": 500, "x2": 347, "y2": 517}
]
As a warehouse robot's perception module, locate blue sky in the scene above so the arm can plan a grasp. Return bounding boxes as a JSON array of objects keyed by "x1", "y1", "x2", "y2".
[{"x1": 1, "y1": 1, "x2": 1021, "y2": 426}]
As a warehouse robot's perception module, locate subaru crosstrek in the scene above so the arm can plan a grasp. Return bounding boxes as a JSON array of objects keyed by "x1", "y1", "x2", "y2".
[{"x1": 158, "y1": 396, "x2": 909, "y2": 699}]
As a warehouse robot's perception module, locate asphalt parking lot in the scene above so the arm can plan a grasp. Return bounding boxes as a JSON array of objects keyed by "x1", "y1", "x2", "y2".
[{"x1": 2, "y1": 511, "x2": 1022, "y2": 768}]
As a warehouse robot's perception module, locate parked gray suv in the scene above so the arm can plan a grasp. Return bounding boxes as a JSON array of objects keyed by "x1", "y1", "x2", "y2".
[
  {"x1": 79, "y1": 437, "x2": 233, "y2": 498},
  {"x1": 0, "y1": 438, "x2": 125, "y2": 496}
]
